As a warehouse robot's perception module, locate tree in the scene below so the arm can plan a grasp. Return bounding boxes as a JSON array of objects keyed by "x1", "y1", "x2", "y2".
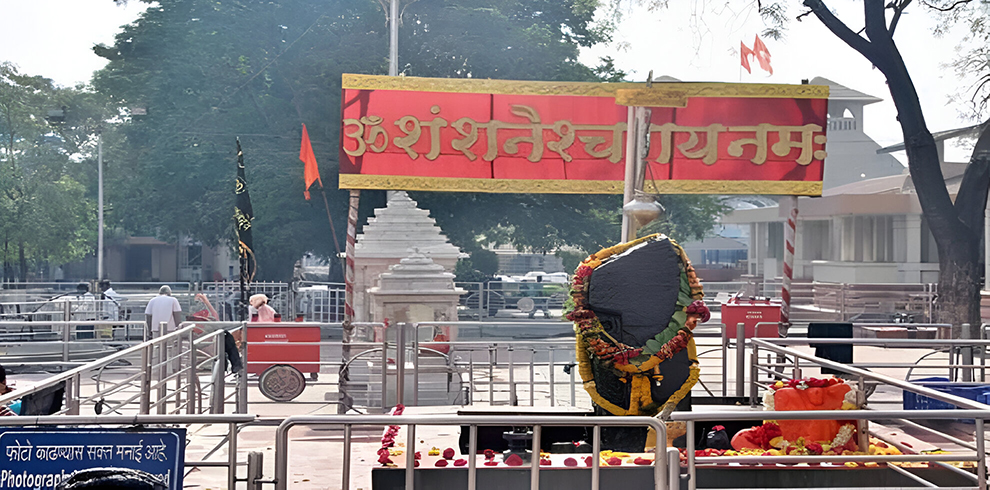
[
  {"x1": 0, "y1": 63, "x2": 99, "y2": 281},
  {"x1": 794, "y1": 0, "x2": 990, "y2": 331},
  {"x1": 93, "y1": 0, "x2": 729, "y2": 280}
]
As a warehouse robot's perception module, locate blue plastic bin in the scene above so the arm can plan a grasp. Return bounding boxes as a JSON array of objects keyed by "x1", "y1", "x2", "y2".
[{"x1": 903, "y1": 377, "x2": 990, "y2": 418}]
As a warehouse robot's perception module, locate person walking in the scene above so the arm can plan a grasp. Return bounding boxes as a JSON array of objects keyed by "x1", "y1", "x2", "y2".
[
  {"x1": 249, "y1": 294, "x2": 277, "y2": 322},
  {"x1": 145, "y1": 285, "x2": 182, "y2": 338}
]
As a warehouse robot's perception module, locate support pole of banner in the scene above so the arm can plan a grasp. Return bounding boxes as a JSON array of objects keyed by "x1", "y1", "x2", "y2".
[
  {"x1": 620, "y1": 106, "x2": 637, "y2": 242},
  {"x1": 340, "y1": 189, "x2": 360, "y2": 413},
  {"x1": 780, "y1": 195, "x2": 798, "y2": 338}
]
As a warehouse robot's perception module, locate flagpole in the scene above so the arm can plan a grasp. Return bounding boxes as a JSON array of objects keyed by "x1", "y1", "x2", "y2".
[{"x1": 319, "y1": 186, "x2": 343, "y2": 278}]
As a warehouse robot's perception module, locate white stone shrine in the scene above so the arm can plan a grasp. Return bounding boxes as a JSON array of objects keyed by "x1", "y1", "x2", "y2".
[{"x1": 352, "y1": 192, "x2": 463, "y2": 321}]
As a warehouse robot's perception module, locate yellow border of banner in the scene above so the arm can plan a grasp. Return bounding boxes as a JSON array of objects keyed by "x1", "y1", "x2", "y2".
[
  {"x1": 342, "y1": 74, "x2": 829, "y2": 99},
  {"x1": 339, "y1": 174, "x2": 822, "y2": 196}
]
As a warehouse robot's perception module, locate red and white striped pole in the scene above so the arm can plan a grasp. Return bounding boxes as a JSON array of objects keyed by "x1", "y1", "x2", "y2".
[
  {"x1": 344, "y1": 189, "x2": 359, "y2": 322},
  {"x1": 339, "y1": 188, "x2": 360, "y2": 413},
  {"x1": 780, "y1": 196, "x2": 798, "y2": 337}
]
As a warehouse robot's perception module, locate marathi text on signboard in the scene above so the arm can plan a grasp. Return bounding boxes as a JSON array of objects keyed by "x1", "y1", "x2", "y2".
[
  {"x1": 0, "y1": 429, "x2": 185, "y2": 490},
  {"x1": 339, "y1": 75, "x2": 829, "y2": 195}
]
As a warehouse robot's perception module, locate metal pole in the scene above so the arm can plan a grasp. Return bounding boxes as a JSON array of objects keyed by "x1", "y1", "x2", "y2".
[
  {"x1": 488, "y1": 345, "x2": 495, "y2": 403},
  {"x1": 569, "y1": 361, "x2": 576, "y2": 407},
  {"x1": 722, "y1": 324, "x2": 728, "y2": 397},
  {"x1": 396, "y1": 322, "x2": 405, "y2": 406},
  {"x1": 412, "y1": 323, "x2": 419, "y2": 406},
  {"x1": 381, "y1": 333, "x2": 389, "y2": 412},
  {"x1": 620, "y1": 106, "x2": 636, "y2": 242},
  {"x1": 212, "y1": 334, "x2": 225, "y2": 414},
  {"x1": 508, "y1": 345, "x2": 516, "y2": 405},
  {"x1": 666, "y1": 447, "x2": 680, "y2": 490},
  {"x1": 468, "y1": 425, "x2": 478, "y2": 490},
  {"x1": 187, "y1": 329, "x2": 196, "y2": 414},
  {"x1": 548, "y1": 347, "x2": 555, "y2": 407},
  {"x1": 529, "y1": 348, "x2": 535, "y2": 406},
  {"x1": 141, "y1": 344, "x2": 152, "y2": 414},
  {"x1": 404, "y1": 424, "x2": 415, "y2": 490},
  {"x1": 237, "y1": 327, "x2": 247, "y2": 413},
  {"x1": 750, "y1": 341, "x2": 760, "y2": 406},
  {"x1": 469, "y1": 357, "x2": 475, "y2": 406},
  {"x1": 530, "y1": 424, "x2": 541, "y2": 489},
  {"x1": 342, "y1": 425, "x2": 352, "y2": 490},
  {"x1": 97, "y1": 130, "x2": 104, "y2": 281},
  {"x1": 62, "y1": 300, "x2": 71, "y2": 362},
  {"x1": 736, "y1": 323, "x2": 745, "y2": 397},
  {"x1": 389, "y1": 0, "x2": 399, "y2": 77},
  {"x1": 591, "y1": 425, "x2": 601, "y2": 490},
  {"x1": 963, "y1": 323, "x2": 974, "y2": 382},
  {"x1": 687, "y1": 421, "x2": 696, "y2": 490},
  {"x1": 227, "y1": 422, "x2": 238, "y2": 490},
  {"x1": 247, "y1": 451, "x2": 264, "y2": 490}
]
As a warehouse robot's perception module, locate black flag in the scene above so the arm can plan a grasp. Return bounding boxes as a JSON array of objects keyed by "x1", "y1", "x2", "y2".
[{"x1": 234, "y1": 138, "x2": 255, "y2": 320}]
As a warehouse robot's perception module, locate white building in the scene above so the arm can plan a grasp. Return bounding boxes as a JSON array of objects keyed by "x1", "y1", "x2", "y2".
[{"x1": 721, "y1": 77, "x2": 981, "y2": 284}]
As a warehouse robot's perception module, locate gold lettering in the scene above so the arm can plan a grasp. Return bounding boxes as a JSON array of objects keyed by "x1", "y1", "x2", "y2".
[
  {"x1": 393, "y1": 116, "x2": 422, "y2": 159},
  {"x1": 726, "y1": 124, "x2": 773, "y2": 164},
  {"x1": 342, "y1": 118, "x2": 366, "y2": 157},
  {"x1": 676, "y1": 124, "x2": 726, "y2": 165},
  {"x1": 503, "y1": 105, "x2": 544, "y2": 163},
  {"x1": 422, "y1": 108, "x2": 449, "y2": 161},
  {"x1": 576, "y1": 122, "x2": 627, "y2": 164},
  {"x1": 547, "y1": 120, "x2": 575, "y2": 162},
  {"x1": 360, "y1": 116, "x2": 388, "y2": 153},
  {"x1": 451, "y1": 117, "x2": 480, "y2": 161},
  {"x1": 770, "y1": 124, "x2": 827, "y2": 165}
]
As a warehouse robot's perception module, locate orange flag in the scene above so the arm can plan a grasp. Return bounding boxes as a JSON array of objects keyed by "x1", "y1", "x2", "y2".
[{"x1": 300, "y1": 124, "x2": 322, "y2": 200}]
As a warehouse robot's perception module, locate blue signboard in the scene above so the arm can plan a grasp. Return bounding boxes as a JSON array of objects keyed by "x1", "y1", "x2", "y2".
[{"x1": 0, "y1": 428, "x2": 185, "y2": 490}]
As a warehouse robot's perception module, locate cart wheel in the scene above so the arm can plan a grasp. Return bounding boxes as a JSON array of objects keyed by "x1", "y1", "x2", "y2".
[{"x1": 259, "y1": 365, "x2": 306, "y2": 402}]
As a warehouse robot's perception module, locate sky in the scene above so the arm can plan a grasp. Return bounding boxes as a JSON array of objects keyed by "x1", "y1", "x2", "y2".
[
  {"x1": 578, "y1": 0, "x2": 978, "y2": 163},
  {"x1": 0, "y1": 0, "x2": 980, "y2": 163}
]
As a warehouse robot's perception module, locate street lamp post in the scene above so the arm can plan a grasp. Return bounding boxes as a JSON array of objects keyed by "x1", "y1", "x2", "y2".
[{"x1": 97, "y1": 128, "x2": 104, "y2": 281}]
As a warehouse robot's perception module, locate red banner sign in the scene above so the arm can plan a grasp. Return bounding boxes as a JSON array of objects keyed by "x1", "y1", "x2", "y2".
[{"x1": 340, "y1": 75, "x2": 829, "y2": 195}]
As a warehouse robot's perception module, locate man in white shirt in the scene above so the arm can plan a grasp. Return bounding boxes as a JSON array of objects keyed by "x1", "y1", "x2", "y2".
[{"x1": 145, "y1": 285, "x2": 182, "y2": 338}]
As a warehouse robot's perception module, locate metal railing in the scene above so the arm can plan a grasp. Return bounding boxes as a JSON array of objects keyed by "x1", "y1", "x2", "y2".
[
  {"x1": 670, "y1": 409, "x2": 987, "y2": 490},
  {"x1": 0, "y1": 321, "x2": 246, "y2": 417},
  {"x1": 271, "y1": 414, "x2": 668, "y2": 490},
  {"x1": 237, "y1": 321, "x2": 585, "y2": 411}
]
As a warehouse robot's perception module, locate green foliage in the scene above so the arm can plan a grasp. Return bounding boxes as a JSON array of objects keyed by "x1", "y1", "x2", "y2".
[
  {"x1": 470, "y1": 249, "x2": 500, "y2": 276},
  {"x1": 0, "y1": 63, "x2": 100, "y2": 280},
  {"x1": 90, "y1": 0, "x2": 731, "y2": 280},
  {"x1": 92, "y1": 0, "x2": 631, "y2": 280},
  {"x1": 555, "y1": 249, "x2": 586, "y2": 273}
]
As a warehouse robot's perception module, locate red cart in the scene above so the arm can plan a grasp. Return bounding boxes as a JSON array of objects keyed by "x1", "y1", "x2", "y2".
[
  {"x1": 721, "y1": 298, "x2": 781, "y2": 339},
  {"x1": 246, "y1": 322, "x2": 322, "y2": 401}
]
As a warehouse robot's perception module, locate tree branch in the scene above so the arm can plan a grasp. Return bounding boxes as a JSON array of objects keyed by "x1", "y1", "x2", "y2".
[
  {"x1": 955, "y1": 121, "x2": 990, "y2": 234},
  {"x1": 920, "y1": 0, "x2": 973, "y2": 12},
  {"x1": 888, "y1": 0, "x2": 912, "y2": 36},
  {"x1": 863, "y1": 0, "x2": 892, "y2": 49},
  {"x1": 802, "y1": 0, "x2": 876, "y2": 60}
]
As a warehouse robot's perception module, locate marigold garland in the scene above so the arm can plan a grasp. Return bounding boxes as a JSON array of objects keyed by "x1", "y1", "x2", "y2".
[{"x1": 568, "y1": 234, "x2": 710, "y2": 417}]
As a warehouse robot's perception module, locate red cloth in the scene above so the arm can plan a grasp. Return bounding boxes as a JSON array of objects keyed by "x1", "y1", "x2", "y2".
[
  {"x1": 752, "y1": 35, "x2": 773, "y2": 75},
  {"x1": 300, "y1": 123, "x2": 322, "y2": 200},
  {"x1": 740, "y1": 41, "x2": 754, "y2": 73}
]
